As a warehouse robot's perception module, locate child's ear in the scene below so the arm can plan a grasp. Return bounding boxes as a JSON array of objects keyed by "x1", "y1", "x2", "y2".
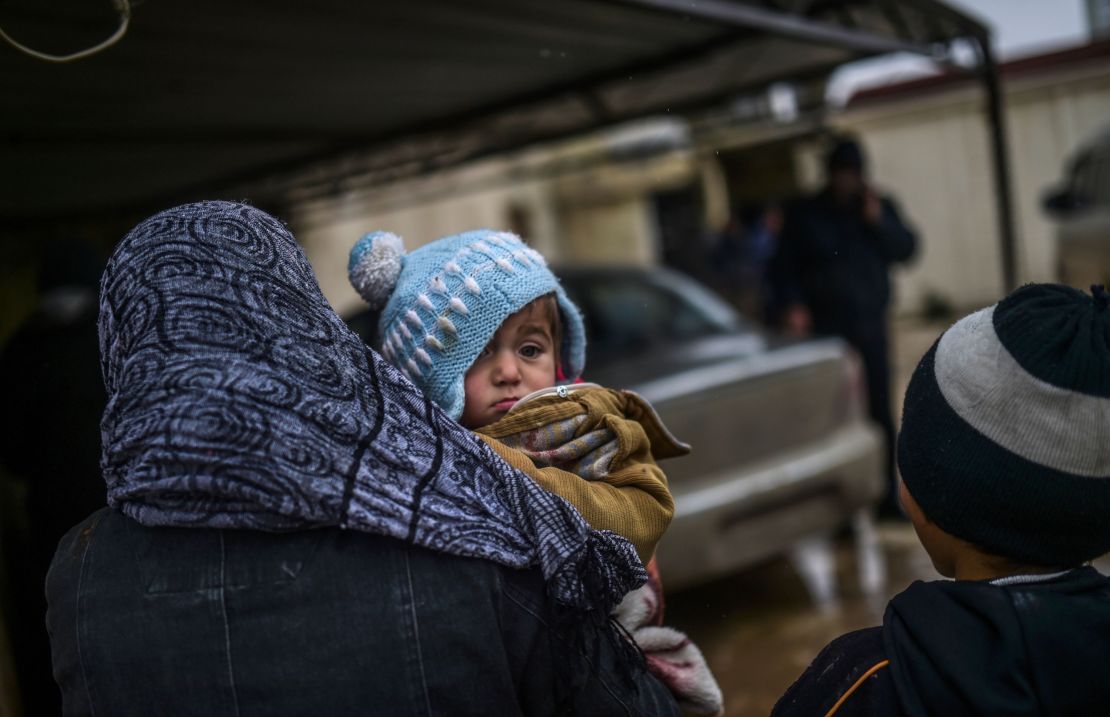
[{"x1": 899, "y1": 481, "x2": 934, "y2": 528}]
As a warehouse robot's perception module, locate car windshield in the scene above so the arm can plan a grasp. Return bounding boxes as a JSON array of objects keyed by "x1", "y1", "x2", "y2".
[{"x1": 558, "y1": 269, "x2": 744, "y2": 363}]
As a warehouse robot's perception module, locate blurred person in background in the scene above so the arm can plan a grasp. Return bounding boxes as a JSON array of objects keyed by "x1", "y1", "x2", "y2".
[
  {"x1": 766, "y1": 136, "x2": 917, "y2": 517},
  {"x1": 711, "y1": 202, "x2": 782, "y2": 321},
  {"x1": 0, "y1": 239, "x2": 106, "y2": 716}
]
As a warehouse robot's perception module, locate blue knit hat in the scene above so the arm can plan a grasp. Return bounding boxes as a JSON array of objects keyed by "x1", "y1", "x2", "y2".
[
  {"x1": 898, "y1": 283, "x2": 1110, "y2": 566},
  {"x1": 348, "y1": 229, "x2": 586, "y2": 419}
]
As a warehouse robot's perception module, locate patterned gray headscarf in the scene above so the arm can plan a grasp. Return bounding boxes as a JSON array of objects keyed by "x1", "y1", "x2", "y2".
[{"x1": 99, "y1": 200, "x2": 645, "y2": 612}]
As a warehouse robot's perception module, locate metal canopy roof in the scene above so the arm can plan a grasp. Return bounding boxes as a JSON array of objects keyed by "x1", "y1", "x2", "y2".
[{"x1": 2, "y1": 0, "x2": 988, "y2": 221}]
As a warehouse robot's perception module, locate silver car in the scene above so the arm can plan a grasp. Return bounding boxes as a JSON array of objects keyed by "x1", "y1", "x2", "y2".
[
  {"x1": 558, "y1": 266, "x2": 884, "y2": 590},
  {"x1": 346, "y1": 266, "x2": 884, "y2": 591}
]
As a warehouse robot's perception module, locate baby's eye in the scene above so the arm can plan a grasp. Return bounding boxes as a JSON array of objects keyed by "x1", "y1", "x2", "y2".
[{"x1": 519, "y1": 344, "x2": 544, "y2": 359}]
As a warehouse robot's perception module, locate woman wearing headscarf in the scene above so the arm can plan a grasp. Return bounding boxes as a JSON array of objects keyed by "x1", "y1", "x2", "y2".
[{"x1": 45, "y1": 201, "x2": 677, "y2": 716}]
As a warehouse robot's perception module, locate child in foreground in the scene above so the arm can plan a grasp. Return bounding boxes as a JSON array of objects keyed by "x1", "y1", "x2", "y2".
[
  {"x1": 349, "y1": 229, "x2": 723, "y2": 716},
  {"x1": 771, "y1": 283, "x2": 1110, "y2": 717}
]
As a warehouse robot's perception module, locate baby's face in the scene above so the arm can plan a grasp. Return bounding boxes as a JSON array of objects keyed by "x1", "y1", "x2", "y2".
[{"x1": 460, "y1": 304, "x2": 557, "y2": 429}]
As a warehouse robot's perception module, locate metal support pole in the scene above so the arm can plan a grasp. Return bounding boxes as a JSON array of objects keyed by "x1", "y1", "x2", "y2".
[{"x1": 977, "y1": 36, "x2": 1019, "y2": 291}]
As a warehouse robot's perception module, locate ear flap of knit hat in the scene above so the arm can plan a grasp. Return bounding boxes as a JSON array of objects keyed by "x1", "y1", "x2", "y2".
[
  {"x1": 554, "y1": 289, "x2": 586, "y2": 381},
  {"x1": 348, "y1": 232, "x2": 406, "y2": 310}
]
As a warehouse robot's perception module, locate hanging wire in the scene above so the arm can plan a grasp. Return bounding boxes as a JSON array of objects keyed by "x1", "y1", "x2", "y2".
[{"x1": 0, "y1": 0, "x2": 131, "y2": 63}]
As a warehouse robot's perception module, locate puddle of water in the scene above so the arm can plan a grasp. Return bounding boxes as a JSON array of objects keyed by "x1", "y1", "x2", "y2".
[
  {"x1": 663, "y1": 522, "x2": 938, "y2": 717},
  {"x1": 665, "y1": 526, "x2": 1110, "y2": 717}
]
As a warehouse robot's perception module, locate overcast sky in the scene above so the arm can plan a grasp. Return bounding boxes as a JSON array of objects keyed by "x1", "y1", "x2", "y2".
[
  {"x1": 949, "y1": 0, "x2": 1087, "y2": 55},
  {"x1": 827, "y1": 0, "x2": 1091, "y2": 103}
]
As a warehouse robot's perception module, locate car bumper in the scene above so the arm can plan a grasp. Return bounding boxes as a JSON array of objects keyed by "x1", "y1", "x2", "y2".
[{"x1": 656, "y1": 421, "x2": 884, "y2": 589}]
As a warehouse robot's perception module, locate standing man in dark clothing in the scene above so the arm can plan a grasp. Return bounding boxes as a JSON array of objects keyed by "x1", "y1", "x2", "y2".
[{"x1": 768, "y1": 137, "x2": 917, "y2": 516}]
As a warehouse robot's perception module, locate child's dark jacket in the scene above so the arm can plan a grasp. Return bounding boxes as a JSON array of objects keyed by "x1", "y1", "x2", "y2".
[{"x1": 771, "y1": 567, "x2": 1110, "y2": 717}]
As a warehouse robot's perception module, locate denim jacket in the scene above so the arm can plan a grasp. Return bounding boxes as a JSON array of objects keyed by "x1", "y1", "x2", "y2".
[{"x1": 47, "y1": 509, "x2": 679, "y2": 716}]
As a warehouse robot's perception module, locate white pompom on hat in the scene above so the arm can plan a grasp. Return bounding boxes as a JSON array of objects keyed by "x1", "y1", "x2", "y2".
[{"x1": 348, "y1": 231, "x2": 405, "y2": 310}]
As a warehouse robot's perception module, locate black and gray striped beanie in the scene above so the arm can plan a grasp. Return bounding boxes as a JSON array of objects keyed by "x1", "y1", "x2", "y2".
[{"x1": 898, "y1": 283, "x2": 1110, "y2": 566}]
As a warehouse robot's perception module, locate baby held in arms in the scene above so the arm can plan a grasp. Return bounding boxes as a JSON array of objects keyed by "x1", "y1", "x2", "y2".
[{"x1": 349, "y1": 229, "x2": 723, "y2": 716}]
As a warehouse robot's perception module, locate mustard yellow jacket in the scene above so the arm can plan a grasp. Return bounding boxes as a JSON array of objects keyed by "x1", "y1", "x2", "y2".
[{"x1": 476, "y1": 385, "x2": 687, "y2": 563}]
